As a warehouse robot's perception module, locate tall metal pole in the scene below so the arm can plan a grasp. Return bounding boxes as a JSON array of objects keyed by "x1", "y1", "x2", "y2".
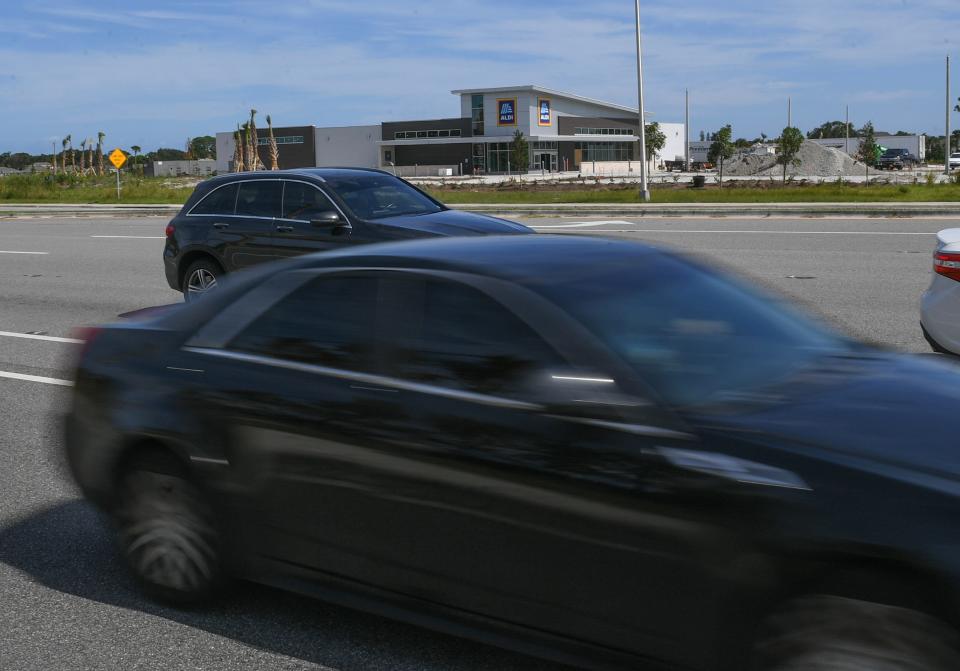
[
  {"x1": 634, "y1": 0, "x2": 650, "y2": 202},
  {"x1": 845, "y1": 105, "x2": 849, "y2": 156},
  {"x1": 947, "y1": 55, "x2": 952, "y2": 177},
  {"x1": 685, "y1": 88, "x2": 690, "y2": 171}
]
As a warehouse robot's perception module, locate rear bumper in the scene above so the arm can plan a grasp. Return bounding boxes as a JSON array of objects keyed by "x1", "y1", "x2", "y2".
[
  {"x1": 163, "y1": 244, "x2": 180, "y2": 292},
  {"x1": 921, "y1": 274, "x2": 960, "y2": 355}
]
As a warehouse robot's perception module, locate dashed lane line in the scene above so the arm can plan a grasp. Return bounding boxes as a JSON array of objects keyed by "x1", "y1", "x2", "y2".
[{"x1": 0, "y1": 370, "x2": 73, "y2": 387}]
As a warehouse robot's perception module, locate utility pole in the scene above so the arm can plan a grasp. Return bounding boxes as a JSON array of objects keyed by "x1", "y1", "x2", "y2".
[
  {"x1": 685, "y1": 88, "x2": 690, "y2": 171},
  {"x1": 947, "y1": 55, "x2": 952, "y2": 176},
  {"x1": 845, "y1": 105, "x2": 850, "y2": 156},
  {"x1": 634, "y1": 0, "x2": 650, "y2": 202}
]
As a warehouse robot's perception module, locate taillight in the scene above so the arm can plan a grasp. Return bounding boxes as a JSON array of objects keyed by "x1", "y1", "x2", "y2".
[
  {"x1": 934, "y1": 251, "x2": 960, "y2": 282},
  {"x1": 165, "y1": 223, "x2": 176, "y2": 238},
  {"x1": 70, "y1": 326, "x2": 104, "y2": 361}
]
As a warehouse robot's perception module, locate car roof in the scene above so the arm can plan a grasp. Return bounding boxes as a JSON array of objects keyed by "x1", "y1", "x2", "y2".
[
  {"x1": 202, "y1": 168, "x2": 392, "y2": 185},
  {"x1": 290, "y1": 234, "x2": 663, "y2": 285}
]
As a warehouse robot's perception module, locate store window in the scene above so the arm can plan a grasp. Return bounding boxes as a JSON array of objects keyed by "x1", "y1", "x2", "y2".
[{"x1": 472, "y1": 94, "x2": 485, "y2": 136}]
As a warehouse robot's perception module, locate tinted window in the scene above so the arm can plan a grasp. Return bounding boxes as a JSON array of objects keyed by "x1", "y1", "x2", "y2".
[
  {"x1": 191, "y1": 183, "x2": 237, "y2": 216},
  {"x1": 323, "y1": 173, "x2": 443, "y2": 220},
  {"x1": 236, "y1": 181, "x2": 282, "y2": 218},
  {"x1": 534, "y1": 254, "x2": 848, "y2": 408},
  {"x1": 282, "y1": 181, "x2": 337, "y2": 221},
  {"x1": 384, "y1": 278, "x2": 561, "y2": 395},
  {"x1": 230, "y1": 276, "x2": 378, "y2": 372}
]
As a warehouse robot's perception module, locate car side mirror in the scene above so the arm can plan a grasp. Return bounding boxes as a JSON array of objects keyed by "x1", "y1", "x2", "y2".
[
  {"x1": 311, "y1": 211, "x2": 342, "y2": 226},
  {"x1": 311, "y1": 212, "x2": 351, "y2": 236}
]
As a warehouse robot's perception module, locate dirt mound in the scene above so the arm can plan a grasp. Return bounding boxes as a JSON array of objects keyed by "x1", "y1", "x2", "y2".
[{"x1": 725, "y1": 141, "x2": 863, "y2": 177}]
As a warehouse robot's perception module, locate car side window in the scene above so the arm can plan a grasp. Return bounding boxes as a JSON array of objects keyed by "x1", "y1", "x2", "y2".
[
  {"x1": 236, "y1": 181, "x2": 282, "y2": 219},
  {"x1": 190, "y1": 183, "x2": 238, "y2": 216},
  {"x1": 229, "y1": 275, "x2": 379, "y2": 373},
  {"x1": 282, "y1": 181, "x2": 338, "y2": 221},
  {"x1": 382, "y1": 277, "x2": 563, "y2": 396}
]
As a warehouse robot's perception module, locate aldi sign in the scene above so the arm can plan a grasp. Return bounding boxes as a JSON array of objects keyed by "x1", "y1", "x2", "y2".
[
  {"x1": 538, "y1": 98, "x2": 551, "y2": 126},
  {"x1": 497, "y1": 98, "x2": 517, "y2": 126}
]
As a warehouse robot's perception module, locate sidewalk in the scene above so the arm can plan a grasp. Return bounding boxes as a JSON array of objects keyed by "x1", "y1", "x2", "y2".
[{"x1": 3, "y1": 202, "x2": 960, "y2": 218}]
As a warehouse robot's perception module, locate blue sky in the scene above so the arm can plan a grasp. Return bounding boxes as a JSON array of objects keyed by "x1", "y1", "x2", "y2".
[{"x1": 1, "y1": 0, "x2": 959, "y2": 153}]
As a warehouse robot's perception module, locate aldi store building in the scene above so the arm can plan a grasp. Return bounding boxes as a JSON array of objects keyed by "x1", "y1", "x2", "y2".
[{"x1": 216, "y1": 85, "x2": 685, "y2": 175}]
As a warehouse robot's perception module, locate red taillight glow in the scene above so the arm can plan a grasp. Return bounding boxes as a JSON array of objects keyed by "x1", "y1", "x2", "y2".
[
  {"x1": 165, "y1": 223, "x2": 176, "y2": 238},
  {"x1": 70, "y1": 326, "x2": 104, "y2": 361},
  {"x1": 934, "y1": 252, "x2": 960, "y2": 282}
]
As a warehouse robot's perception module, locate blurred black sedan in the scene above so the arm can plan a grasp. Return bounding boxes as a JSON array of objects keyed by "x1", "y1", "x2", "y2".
[
  {"x1": 67, "y1": 236, "x2": 960, "y2": 670},
  {"x1": 162, "y1": 168, "x2": 532, "y2": 300}
]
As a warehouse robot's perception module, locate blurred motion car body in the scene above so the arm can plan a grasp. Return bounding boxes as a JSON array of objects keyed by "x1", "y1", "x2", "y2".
[
  {"x1": 162, "y1": 168, "x2": 532, "y2": 300},
  {"x1": 68, "y1": 236, "x2": 960, "y2": 670}
]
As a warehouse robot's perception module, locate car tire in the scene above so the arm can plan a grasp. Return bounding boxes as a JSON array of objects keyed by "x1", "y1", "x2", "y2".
[
  {"x1": 183, "y1": 258, "x2": 222, "y2": 302},
  {"x1": 115, "y1": 456, "x2": 222, "y2": 605},
  {"x1": 752, "y1": 595, "x2": 960, "y2": 671}
]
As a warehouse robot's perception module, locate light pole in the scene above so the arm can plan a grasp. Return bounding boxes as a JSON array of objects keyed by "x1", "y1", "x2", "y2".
[
  {"x1": 946, "y1": 55, "x2": 952, "y2": 177},
  {"x1": 634, "y1": 0, "x2": 650, "y2": 202}
]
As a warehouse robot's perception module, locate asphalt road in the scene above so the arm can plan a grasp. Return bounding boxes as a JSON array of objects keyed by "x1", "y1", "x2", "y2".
[{"x1": 0, "y1": 215, "x2": 946, "y2": 670}]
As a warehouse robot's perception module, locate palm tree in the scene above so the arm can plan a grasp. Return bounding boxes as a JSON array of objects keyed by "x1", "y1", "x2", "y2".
[
  {"x1": 242, "y1": 122, "x2": 252, "y2": 172},
  {"x1": 86, "y1": 138, "x2": 94, "y2": 175},
  {"x1": 79, "y1": 138, "x2": 88, "y2": 173},
  {"x1": 248, "y1": 109, "x2": 262, "y2": 171},
  {"x1": 233, "y1": 126, "x2": 244, "y2": 172},
  {"x1": 130, "y1": 145, "x2": 141, "y2": 176},
  {"x1": 52, "y1": 140, "x2": 58, "y2": 174},
  {"x1": 266, "y1": 114, "x2": 280, "y2": 170},
  {"x1": 61, "y1": 136, "x2": 70, "y2": 173},
  {"x1": 96, "y1": 131, "x2": 105, "y2": 176}
]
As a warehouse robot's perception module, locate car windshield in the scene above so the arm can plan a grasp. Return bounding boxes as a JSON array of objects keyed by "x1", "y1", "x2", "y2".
[
  {"x1": 322, "y1": 173, "x2": 443, "y2": 220},
  {"x1": 534, "y1": 254, "x2": 850, "y2": 408}
]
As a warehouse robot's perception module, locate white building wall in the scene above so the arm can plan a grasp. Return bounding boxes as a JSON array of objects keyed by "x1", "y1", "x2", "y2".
[
  {"x1": 215, "y1": 132, "x2": 234, "y2": 172},
  {"x1": 314, "y1": 125, "x2": 381, "y2": 168}
]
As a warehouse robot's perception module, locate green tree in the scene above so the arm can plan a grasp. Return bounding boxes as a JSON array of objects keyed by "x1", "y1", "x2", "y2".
[
  {"x1": 777, "y1": 127, "x2": 805, "y2": 183},
  {"x1": 643, "y1": 122, "x2": 666, "y2": 167},
  {"x1": 510, "y1": 129, "x2": 529, "y2": 173},
  {"x1": 807, "y1": 120, "x2": 858, "y2": 139},
  {"x1": 857, "y1": 121, "x2": 879, "y2": 181},
  {"x1": 188, "y1": 135, "x2": 216, "y2": 159},
  {"x1": 707, "y1": 124, "x2": 734, "y2": 188}
]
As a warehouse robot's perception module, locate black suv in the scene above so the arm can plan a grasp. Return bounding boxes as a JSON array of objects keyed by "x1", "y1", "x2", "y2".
[
  {"x1": 163, "y1": 168, "x2": 532, "y2": 299},
  {"x1": 877, "y1": 148, "x2": 920, "y2": 170}
]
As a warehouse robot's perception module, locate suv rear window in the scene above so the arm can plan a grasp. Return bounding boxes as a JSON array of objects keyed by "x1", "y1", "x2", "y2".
[{"x1": 191, "y1": 183, "x2": 238, "y2": 216}]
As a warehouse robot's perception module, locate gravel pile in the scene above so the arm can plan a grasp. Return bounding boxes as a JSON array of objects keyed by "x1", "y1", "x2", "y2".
[{"x1": 724, "y1": 141, "x2": 864, "y2": 177}]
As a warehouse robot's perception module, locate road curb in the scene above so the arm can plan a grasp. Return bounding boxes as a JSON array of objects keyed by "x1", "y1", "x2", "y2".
[{"x1": 2, "y1": 202, "x2": 960, "y2": 218}]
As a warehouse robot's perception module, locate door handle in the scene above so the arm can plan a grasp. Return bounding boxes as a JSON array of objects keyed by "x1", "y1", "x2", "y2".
[
  {"x1": 275, "y1": 225, "x2": 294, "y2": 233},
  {"x1": 213, "y1": 222, "x2": 230, "y2": 229}
]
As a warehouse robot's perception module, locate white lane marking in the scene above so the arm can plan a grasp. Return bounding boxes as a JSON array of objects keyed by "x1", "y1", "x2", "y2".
[
  {"x1": 0, "y1": 250, "x2": 48, "y2": 254},
  {"x1": 531, "y1": 220, "x2": 635, "y2": 228},
  {"x1": 0, "y1": 331, "x2": 83, "y2": 344},
  {"x1": 531, "y1": 226, "x2": 937, "y2": 235},
  {"x1": 90, "y1": 235, "x2": 165, "y2": 239},
  {"x1": 0, "y1": 370, "x2": 73, "y2": 386}
]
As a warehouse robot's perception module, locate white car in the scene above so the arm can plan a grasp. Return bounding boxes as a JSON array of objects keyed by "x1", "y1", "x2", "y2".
[
  {"x1": 950, "y1": 152, "x2": 960, "y2": 171},
  {"x1": 921, "y1": 228, "x2": 960, "y2": 353}
]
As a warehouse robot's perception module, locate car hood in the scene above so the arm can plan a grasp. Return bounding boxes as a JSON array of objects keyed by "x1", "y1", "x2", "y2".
[
  {"x1": 368, "y1": 209, "x2": 533, "y2": 236},
  {"x1": 692, "y1": 353, "x2": 960, "y2": 480}
]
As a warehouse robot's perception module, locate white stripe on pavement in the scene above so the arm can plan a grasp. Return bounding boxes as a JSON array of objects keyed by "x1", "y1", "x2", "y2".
[
  {"x1": 90, "y1": 235, "x2": 165, "y2": 239},
  {"x1": 531, "y1": 226, "x2": 937, "y2": 235},
  {"x1": 0, "y1": 331, "x2": 83, "y2": 344},
  {"x1": 0, "y1": 371, "x2": 73, "y2": 386},
  {"x1": 0, "y1": 250, "x2": 48, "y2": 254},
  {"x1": 530, "y1": 220, "x2": 636, "y2": 228}
]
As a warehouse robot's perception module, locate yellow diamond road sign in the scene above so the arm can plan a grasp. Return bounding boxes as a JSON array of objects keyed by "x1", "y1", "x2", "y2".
[{"x1": 108, "y1": 148, "x2": 127, "y2": 169}]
